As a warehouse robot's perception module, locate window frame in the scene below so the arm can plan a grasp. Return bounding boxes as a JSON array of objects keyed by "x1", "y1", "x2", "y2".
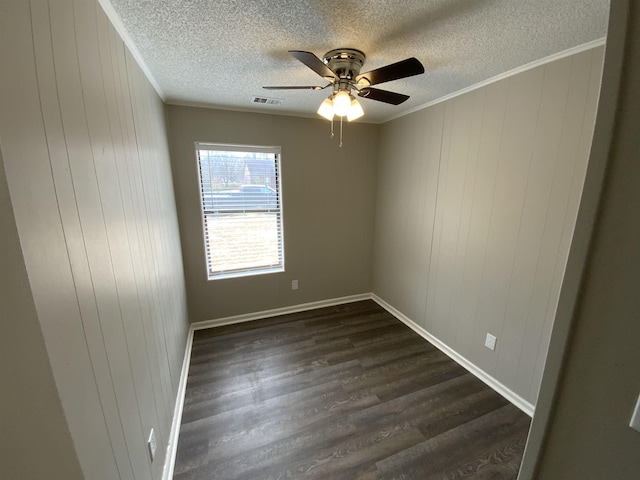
[{"x1": 195, "y1": 142, "x2": 284, "y2": 281}]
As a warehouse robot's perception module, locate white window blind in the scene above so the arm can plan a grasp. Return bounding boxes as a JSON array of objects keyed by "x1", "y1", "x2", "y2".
[{"x1": 195, "y1": 143, "x2": 284, "y2": 280}]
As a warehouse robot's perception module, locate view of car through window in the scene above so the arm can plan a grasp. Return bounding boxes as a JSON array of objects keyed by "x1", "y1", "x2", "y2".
[
  {"x1": 196, "y1": 144, "x2": 284, "y2": 279},
  {"x1": 203, "y1": 185, "x2": 278, "y2": 212}
]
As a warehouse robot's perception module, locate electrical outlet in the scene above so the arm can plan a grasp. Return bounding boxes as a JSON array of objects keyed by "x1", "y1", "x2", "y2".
[
  {"x1": 485, "y1": 333, "x2": 497, "y2": 351},
  {"x1": 630, "y1": 394, "x2": 640, "y2": 432},
  {"x1": 292, "y1": 280, "x2": 298, "y2": 290},
  {"x1": 147, "y1": 428, "x2": 157, "y2": 462}
]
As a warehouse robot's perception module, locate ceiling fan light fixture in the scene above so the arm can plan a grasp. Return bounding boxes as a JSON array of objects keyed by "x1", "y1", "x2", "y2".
[
  {"x1": 332, "y1": 90, "x2": 351, "y2": 117},
  {"x1": 347, "y1": 97, "x2": 364, "y2": 121},
  {"x1": 317, "y1": 97, "x2": 334, "y2": 120}
]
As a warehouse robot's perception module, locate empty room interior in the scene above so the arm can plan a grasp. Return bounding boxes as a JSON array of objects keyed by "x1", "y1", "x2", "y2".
[{"x1": 2, "y1": 0, "x2": 640, "y2": 479}]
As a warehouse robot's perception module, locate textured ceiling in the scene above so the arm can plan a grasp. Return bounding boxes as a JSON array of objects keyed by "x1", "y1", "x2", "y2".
[{"x1": 105, "y1": 0, "x2": 609, "y2": 123}]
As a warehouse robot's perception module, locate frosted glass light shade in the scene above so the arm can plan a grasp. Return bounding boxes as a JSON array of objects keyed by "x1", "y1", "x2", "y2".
[
  {"x1": 347, "y1": 98, "x2": 364, "y2": 121},
  {"x1": 333, "y1": 91, "x2": 351, "y2": 117},
  {"x1": 317, "y1": 97, "x2": 334, "y2": 120}
]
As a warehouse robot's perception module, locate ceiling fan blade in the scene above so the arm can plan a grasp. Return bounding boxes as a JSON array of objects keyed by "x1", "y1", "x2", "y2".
[
  {"x1": 356, "y1": 57, "x2": 424, "y2": 86},
  {"x1": 289, "y1": 50, "x2": 338, "y2": 80},
  {"x1": 357, "y1": 87, "x2": 410, "y2": 105},
  {"x1": 263, "y1": 85, "x2": 326, "y2": 90}
]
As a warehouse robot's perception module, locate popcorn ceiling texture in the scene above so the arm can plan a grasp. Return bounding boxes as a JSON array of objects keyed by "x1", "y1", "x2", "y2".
[{"x1": 106, "y1": 0, "x2": 609, "y2": 123}]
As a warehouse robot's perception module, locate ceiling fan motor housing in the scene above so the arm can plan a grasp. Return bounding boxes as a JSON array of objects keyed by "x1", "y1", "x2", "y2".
[{"x1": 323, "y1": 48, "x2": 366, "y2": 82}]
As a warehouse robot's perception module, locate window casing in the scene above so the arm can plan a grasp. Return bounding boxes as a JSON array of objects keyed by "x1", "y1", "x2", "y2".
[{"x1": 195, "y1": 143, "x2": 284, "y2": 280}]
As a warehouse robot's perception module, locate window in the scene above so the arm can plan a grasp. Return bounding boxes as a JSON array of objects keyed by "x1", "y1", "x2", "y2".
[{"x1": 195, "y1": 143, "x2": 284, "y2": 279}]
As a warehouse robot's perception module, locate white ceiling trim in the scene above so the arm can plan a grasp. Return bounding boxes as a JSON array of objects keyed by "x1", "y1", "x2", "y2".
[
  {"x1": 386, "y1": 37, "x2": 607, "y2": 123},
  {"x1": 98, "y1": 0, "x2": 165, "y2": 101},
  {"x1": 163, "y1": 99, "x2": 328, "y2": 122}
]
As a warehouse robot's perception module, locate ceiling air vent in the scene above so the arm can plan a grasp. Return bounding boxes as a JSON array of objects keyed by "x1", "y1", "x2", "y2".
[{"x1": 251, "y1": 96, "x2": 283, "y2": 105}]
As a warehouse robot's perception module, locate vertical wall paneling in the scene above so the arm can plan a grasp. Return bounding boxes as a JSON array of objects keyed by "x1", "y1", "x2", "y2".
[
  {"x1": 2, "y1": 1, "x2": 122, "y2": 477},
  {"x1": 32, "y1": 1, "x2": 135, "y2": 476},
  {"x1": 372, "y1": 47, "x2": 603, "y2": 405},
  {"x1": 423, "y1": 102, "x2": 451, "y2": 338},
  {"x1": 74, "y1": 1, "x2": 152, "y2": 477},
  {"x1": 112, "y1": 27, "x2": 174, "y2": 431},
  {"x1": 99, "y1": 3, "x2": 170, "y2": 473},
  {"x1": 371, "y1": 106, "x2": 444, "y2": 323},
  {"x1": 493, "y1": 56, "x2": 572, "y2": 387},
  {"x1": 450, "y1": 88, "x2": 485, "y2": 350},
  {"x1": 96, "y1": 4, "x2": 165, "y2": 448},
  {"x1": 413, "y1": 107, "x2": 444, "y2": 322},
  {"x1": 506, "y1": 53, "x2": 591, "y2": 400},
  {"x1": 527, "y1": 46, "x2": 605, "y2": 400},
  {"x1": 0, "y1": 56, "x2": 84, "y2": 480},
  {"x1": 453, "y1": 82, "x2": 509, "y2": 358},
  {"x1": 0, "y1": 0, "x2": 189, "y2": 478},
  {"x1": 470, "y1": 67, "x2": 544, "y2": 375},
  {"x1": 107, "y1": 11, "x2": 172, "y2": 442}
]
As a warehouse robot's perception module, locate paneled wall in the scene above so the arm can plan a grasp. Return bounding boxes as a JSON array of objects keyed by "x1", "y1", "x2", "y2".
[
  {"x1": 534, "y1": 3, "x2": 640, "y2": 477},
  {"x1": 167, "y1": 106, "x2": 379, "y2": 322},
  {"x1": 0, "y1": 1, "x2": 189, "y2": 478},
  {"x1": 0, "y1": 149, "x2": 84, "y2": 479},
  {"x1": 372, "y1": 47, "x2": 604, "y2": 405}
]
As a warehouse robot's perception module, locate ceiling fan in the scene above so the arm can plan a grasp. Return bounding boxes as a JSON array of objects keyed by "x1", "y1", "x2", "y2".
[{"x1": 264, "y1": 48, "x2": 425, "y2": 123}]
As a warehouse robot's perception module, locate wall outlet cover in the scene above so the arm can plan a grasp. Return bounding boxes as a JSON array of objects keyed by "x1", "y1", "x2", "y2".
[
  {"x1": 147, "y1": 428, "x2": 157, "y2": 461},
  {"x1": 630, "y1": 394, "x2": 640, "y2": 432},
  {"x1": 485, "y1": 333, "x2": 497, "y2": 351}
]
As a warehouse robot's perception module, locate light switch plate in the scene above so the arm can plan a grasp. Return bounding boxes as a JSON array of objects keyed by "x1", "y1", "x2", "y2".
[
  {"x1": 630, "y1": 394, "x2": 640, "y2": 432},
  {"x1": 292, "y1": 280, "x2": 298, "y2": 290}
]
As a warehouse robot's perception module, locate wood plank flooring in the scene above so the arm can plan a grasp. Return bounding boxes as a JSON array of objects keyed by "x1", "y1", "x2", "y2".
[{"x1": 174, "y1": 300, "x2": 530, "y2": 479}]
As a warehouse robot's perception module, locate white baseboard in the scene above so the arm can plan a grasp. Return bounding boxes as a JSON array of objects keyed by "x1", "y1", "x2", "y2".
[
  {"x1": 162, "y1": 328, "x2": 195, "y2": 480},
  {"x1": 162, "y1": 292, "x2": 534, "y2": 477},
  {"x1": 191, "y1": 293, "x2": 371, "y2": 331},
  {"x1": 371, "y1": 294, "x2": 535, "y2": 417}
]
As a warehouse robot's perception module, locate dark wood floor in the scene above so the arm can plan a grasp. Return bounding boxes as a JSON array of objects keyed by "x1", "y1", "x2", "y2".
[{"x1": 174, "y1": 300, "x2": 530, "y2": 479}]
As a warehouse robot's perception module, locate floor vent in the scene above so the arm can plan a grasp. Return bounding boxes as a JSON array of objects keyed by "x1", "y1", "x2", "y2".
[{"x1": 251, "y1": 96, "x2": 283, "y2": 105}]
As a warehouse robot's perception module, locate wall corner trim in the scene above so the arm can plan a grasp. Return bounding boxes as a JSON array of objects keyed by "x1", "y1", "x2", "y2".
[
  {"x1": 384, "y1": 37, "x2": 606, "y2": 124},
  {"x1": 371, "y1": 294, "x2": 536, "y2": 417}
]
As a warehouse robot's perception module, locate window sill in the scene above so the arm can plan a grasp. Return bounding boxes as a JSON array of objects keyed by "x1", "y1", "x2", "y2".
[{"x1": 207, "y1": 266, "x2": 284, "y2": 281}]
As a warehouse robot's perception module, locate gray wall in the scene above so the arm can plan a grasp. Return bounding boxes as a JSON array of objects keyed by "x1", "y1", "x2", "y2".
[
  {"x1": 0, "y1": 148, "x2": 84, "y2": 479},
  {"x1": 372, "y1": 47, "x2": 604, "y2": 405},
  {"x1": 2, "y1": 1, "x2": 632, "y2": 478},
  {"x1": 532, "y1": 1, "x2": 640, "y2": 477},
  {"x1": 167, "y1": 106, "x2": 378, "y2": 321},
  {"x1": 0, "y1": 1, "x2": 189, "y2": 478}
]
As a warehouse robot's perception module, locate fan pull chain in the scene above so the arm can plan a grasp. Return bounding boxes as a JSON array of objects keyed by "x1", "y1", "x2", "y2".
[
  {"x1": 339, "y1": 116, "x2": 343, "y2": 148},
  {"x1": 330, "y1": 117, "x2": 334, "y2": 138}
]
